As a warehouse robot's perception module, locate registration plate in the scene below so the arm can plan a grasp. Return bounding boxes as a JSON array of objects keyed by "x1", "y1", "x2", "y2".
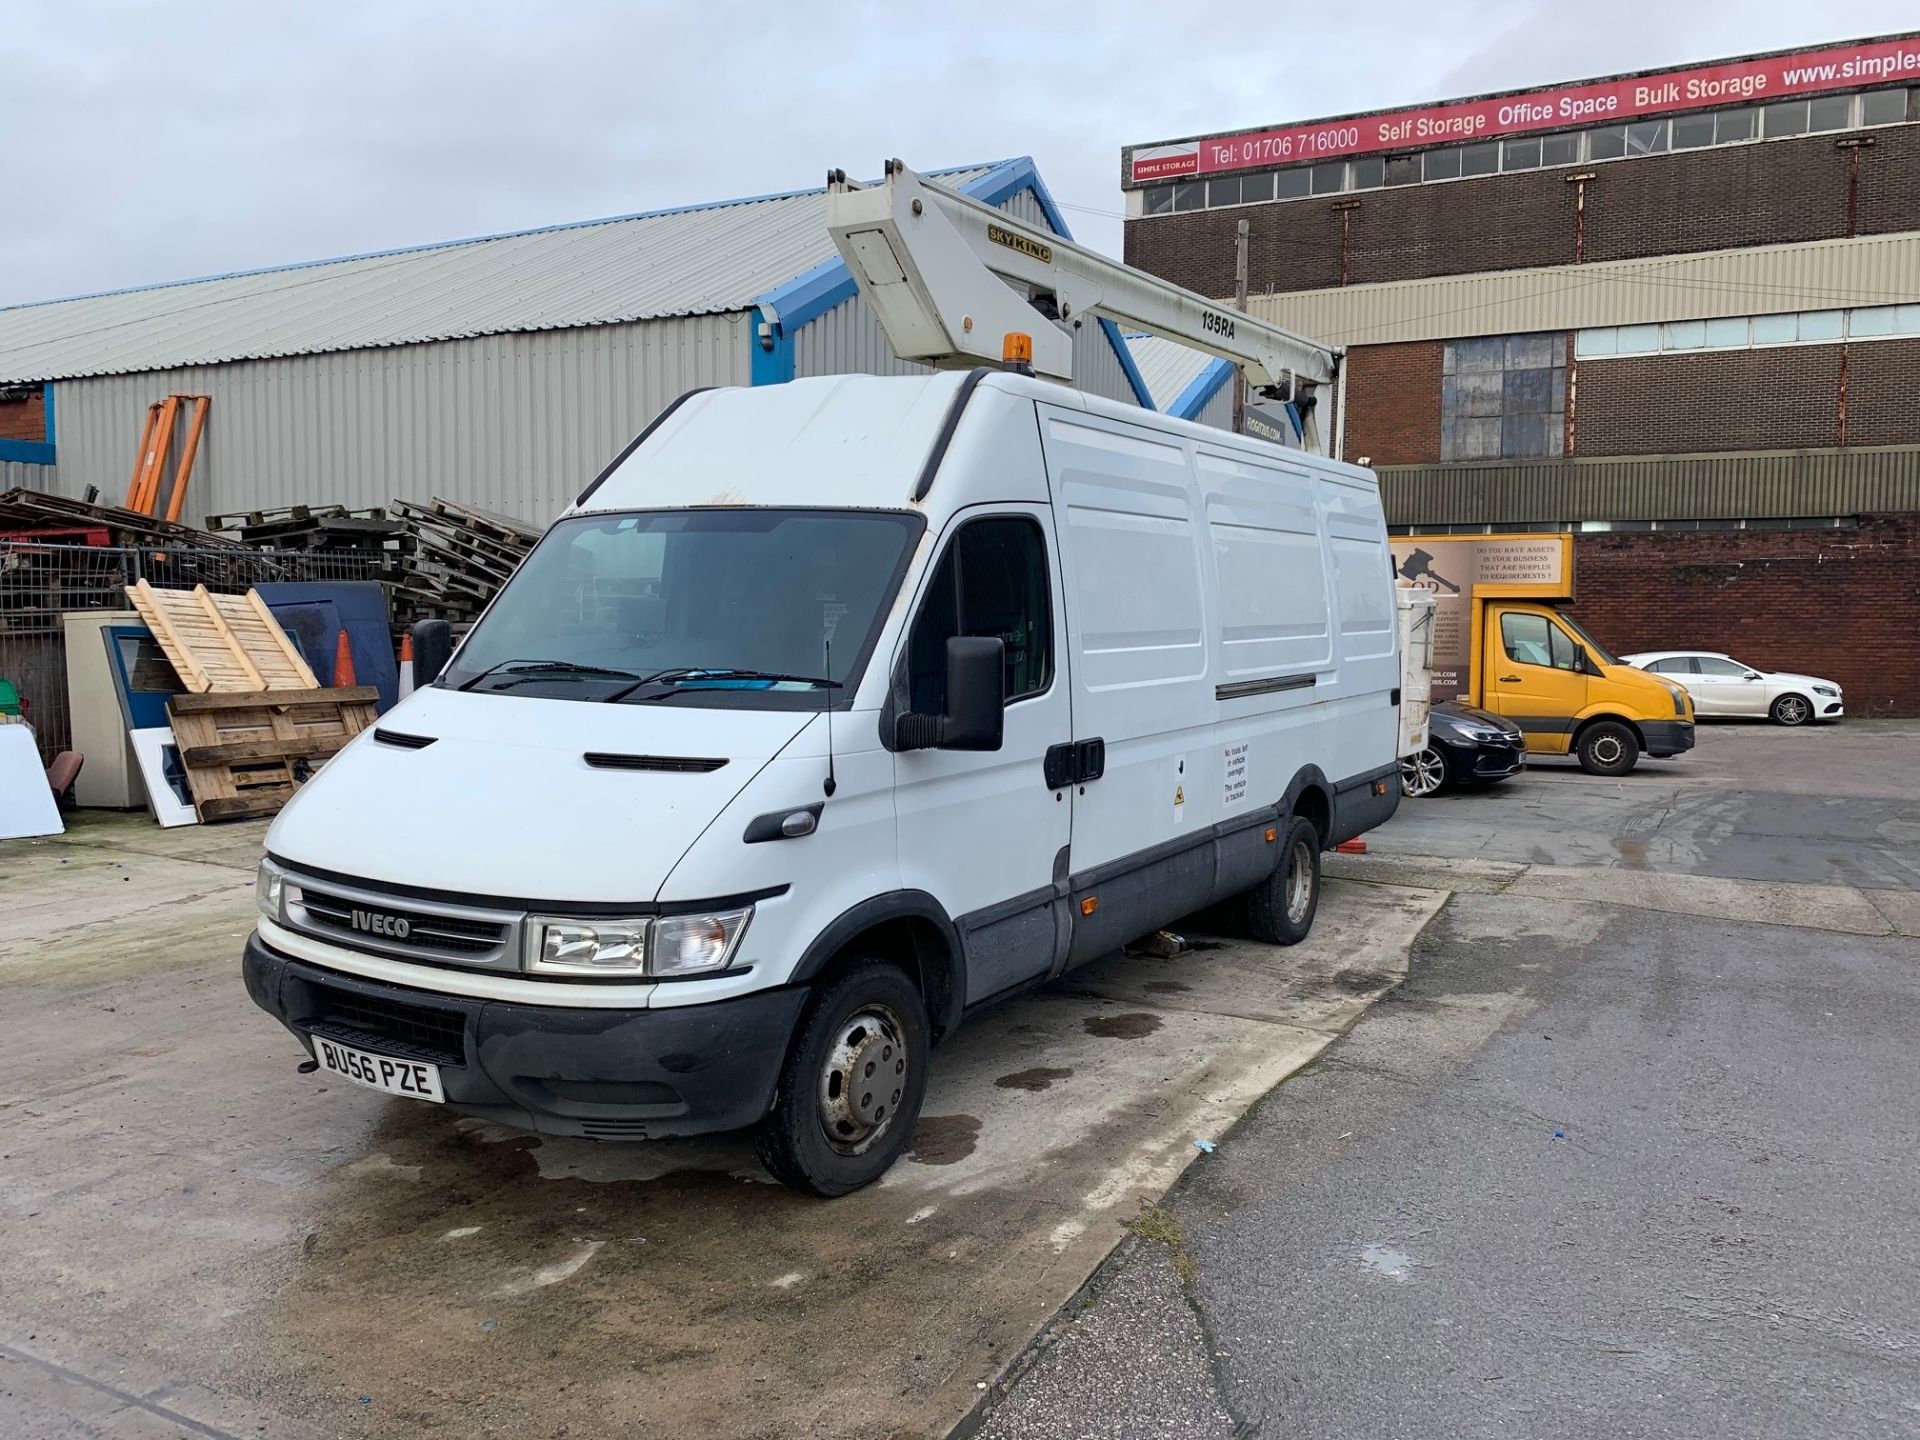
[{"x1": 311, "y1": 1035, "x2": 446, "y2": 1103}]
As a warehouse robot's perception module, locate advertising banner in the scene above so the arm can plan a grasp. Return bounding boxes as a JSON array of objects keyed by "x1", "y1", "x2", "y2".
[
  {"x1": 1388, "y1": 535, "x2": 1571, "y2": 700},
  {"x1": 1129, "y1": 35, "x2": 1920, "y2": 183}
]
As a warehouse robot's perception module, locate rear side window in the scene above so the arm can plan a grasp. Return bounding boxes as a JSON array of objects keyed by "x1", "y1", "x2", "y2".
[
  {"x1": 1502, "y1": 613, "x2": 1579, "y2": 670},
  {"x1": 906, "y1": 516, "x2": 1053, "y2": 712},
  {"x1": 1645, "y1": 657, "x2": 1696, "y2": 674}
]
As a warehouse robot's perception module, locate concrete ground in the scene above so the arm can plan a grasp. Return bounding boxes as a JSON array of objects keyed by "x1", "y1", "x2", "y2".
[
  {"x1": 0, "y1": 810, "x2": 1442, "y2": 1438},
  {"x1": 975, "y1": 722, "x2": 1920, "y2": 1440}
]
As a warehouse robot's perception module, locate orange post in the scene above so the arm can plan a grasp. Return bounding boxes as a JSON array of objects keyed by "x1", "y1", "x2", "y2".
[
  {"x1": 132, "y1": 396, "x2": 181, "y2": 516},
  {"x1": 126, "y1": 403, "x2": 162, "y2": 508},
  {"x1": 164, "y1": 396, "x2": 211, "y2": 524},
  {"x1": 332, "y1": 630, "x2": 358, "y2": 688}
]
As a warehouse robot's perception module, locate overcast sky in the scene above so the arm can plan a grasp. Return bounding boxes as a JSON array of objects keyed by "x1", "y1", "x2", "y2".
[{"x1": 3, "y1": 0, "x2": 1915, "y2": 307}]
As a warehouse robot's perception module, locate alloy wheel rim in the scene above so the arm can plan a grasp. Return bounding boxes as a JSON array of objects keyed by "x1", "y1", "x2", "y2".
[
  {"x1": 817, "y1": 1004, "x2": 908, "y2": 1156},
  {"x1": 1780, "y1": 697, "x2": 1809, "y2": 724},
  {"x1": 1400, "y1": 749, "x2": 1445, "y2": 797}
]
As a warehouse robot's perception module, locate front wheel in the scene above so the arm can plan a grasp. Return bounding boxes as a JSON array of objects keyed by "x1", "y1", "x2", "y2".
[
  {"x1": 1400, "y1": 746, "x2": 1448, "y2": 798},
  {"x1": 1771, "y1": 694, "x2": 1812, "y2": 727},
  {"x1": 1576, "y1": 720, "x2": 1640, "y2": 777},
  {"x1": 1246, "y1": 815, "x2": 1322, "y2": 946},
  {"x1": 754, "y1": 959, "x2": 930, "y2": 1197}
]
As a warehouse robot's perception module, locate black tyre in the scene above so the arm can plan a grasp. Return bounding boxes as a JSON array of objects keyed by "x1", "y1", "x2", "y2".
[
  {"x1": 1246, "y1": 815, "x2": 1322, "y2": 946},
  {"x1": 1771, "y1": 693, "x2": 1812, "y2": 727},
  {"x1": 754, "y1": 959, "x2": 930, "y2": 1198},
  {"x1": 1576, "y1": 720, "x2": 1639, "y2": 776}
]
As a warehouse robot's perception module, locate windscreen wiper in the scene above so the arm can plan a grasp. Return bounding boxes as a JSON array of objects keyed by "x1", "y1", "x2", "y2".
[
  {"x1": 603, "y1": 667, "x2": 841, "y2": 704},
  {"x1": 454, "y1": 659, "x2": 643, "y2": 692}
]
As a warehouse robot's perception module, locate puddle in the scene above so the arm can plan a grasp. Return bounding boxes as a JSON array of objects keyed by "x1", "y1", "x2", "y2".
[
  {"x1": 993, "y1": 1066, "x2": 1074, "y2": 1092},
  {"x1": 1360, "y1": 1244, "x2": 1414, "y2": 1281},
  {"x1": 1083, "y1": 1013, "x2": 1163, "y2": 1040},
  {"x1": 906, "y1": 1114, "x2": 981, "y2": 1165},
  {"x1": 1143, "y1": 980, "x2": 1191, "y2": 995},
  {"x1": 1330, "y1": 970, "x2": 1394, "y2": 995},
  {"x1": 1615, "y1": 838, "x2": 1648, "y2": 870}
]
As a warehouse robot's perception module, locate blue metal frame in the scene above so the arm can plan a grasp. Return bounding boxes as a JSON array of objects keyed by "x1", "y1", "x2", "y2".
[
  {"x1": 751, "y1": 157, "x2": 1154, "y2": 408},
  {"x1": 1170, "y1": 358, "x2": 1233, "y2": 421},
  {"x1": 0, "y1": 382, "x2": 56, "y2": 465}
]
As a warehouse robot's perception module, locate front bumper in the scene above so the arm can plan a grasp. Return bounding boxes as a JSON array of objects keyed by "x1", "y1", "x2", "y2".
[
  {"x1": 1448, "y1": 735, "x2": 1525, "y2": 782},
  {"x1": 1640, "y1": 720, "x2": 1696, "y2": 758},
  {"x1": 244, "y1": 935, "x2": 806, "y2": 1140}
]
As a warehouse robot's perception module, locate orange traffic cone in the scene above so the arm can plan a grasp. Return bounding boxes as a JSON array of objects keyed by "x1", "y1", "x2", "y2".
[
  {"x1": 332, "y1": 630, "x2": 357, "y2": 688},
  {"x1": 397, "y1": 631, "x2": 414, "y2": 700}
]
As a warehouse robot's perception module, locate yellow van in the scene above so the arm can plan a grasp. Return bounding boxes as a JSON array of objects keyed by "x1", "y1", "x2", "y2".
[{"x1": 1390, "y1": 534, "x2": 1694, "y2": 776}]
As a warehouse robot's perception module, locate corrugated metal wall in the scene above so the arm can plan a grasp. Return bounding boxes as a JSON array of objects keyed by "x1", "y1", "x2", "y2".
[
  {"x1": 1192, "y1": 382, "x2": 1233, "y2": 431},
  {"x1": 1253, "y1": 233, "x2": 1920, "y2": 347},
  {"x1": 1380, "y1": 446, "x2": 1920, "y2": 526},
  {"x1": 42, "y1": 314, "x2": 752, "y2": 525},
  {"x1": 0, "y1": 459, "x2": 57, "y2": 493}
]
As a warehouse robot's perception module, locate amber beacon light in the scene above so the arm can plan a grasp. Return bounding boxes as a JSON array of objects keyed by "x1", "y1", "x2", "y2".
[{"x1": 1002, "y1": 332, "x2": 1034, "y2": 375}]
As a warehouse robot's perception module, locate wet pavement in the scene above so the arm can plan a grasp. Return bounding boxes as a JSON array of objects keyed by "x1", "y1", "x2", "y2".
[
  {"x1": 976, "y1": 721, "x2": 1920, "y2": 1440},
  {"x1": 0, "y1": 813, "x2": 1441, "y2": 1438}
]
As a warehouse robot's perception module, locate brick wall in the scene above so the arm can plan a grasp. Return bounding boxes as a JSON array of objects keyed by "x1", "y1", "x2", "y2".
[
  {"x1": 1568, "y1": 514, "x2": 1920, "y2": 716},
  {"x1": 1573, "y1": 339, "x2": 1920, "y2": 456},
  {"x1": 1343, "y1": 342, "x2": 1442, "y2": 465},
  {"x1": 0, "y1": 390, "x2": 44, "y2": 444},
  {"x1": 1126, "y1": 124, "x2": 1920, "y2": 298}
]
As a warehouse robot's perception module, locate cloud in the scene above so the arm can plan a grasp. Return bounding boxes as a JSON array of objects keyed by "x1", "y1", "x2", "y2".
[{"x1": 2, "y1": 0, "x2": 1913, "y2": 305}]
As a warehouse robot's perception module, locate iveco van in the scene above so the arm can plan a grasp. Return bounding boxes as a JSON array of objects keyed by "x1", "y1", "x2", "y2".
[{"x1": 244, "y1": 370, "x2": 1403, "y2": 1195}]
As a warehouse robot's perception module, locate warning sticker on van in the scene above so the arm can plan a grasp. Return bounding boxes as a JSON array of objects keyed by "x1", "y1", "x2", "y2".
[{"x1": 1222, "y1": 743, "x2": 1250, "y2": 807}]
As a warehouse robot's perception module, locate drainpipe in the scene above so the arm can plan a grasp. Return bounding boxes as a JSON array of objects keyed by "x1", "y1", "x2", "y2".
[
  {"x1": 1836, "y1": 137, "x2": 1874, "y2": 237},
  {"x1": 1565, "y1": 173, "x2": 1596, "y2": 264},
  {"x1": 1332, "y1": 200, "x2": 1362, "y2": 286}
]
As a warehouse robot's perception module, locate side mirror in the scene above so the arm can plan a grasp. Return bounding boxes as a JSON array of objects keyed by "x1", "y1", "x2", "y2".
[
  {"x1": 1744, "y1": 672, "x2": 1763, "y2": 681},
  {"x1": 893, "y1": 636, "x2": 1005, "y2": 752},
  {"x1": 411, "y1": 619, "x2": 453, "y2": 688},
  {"x1": 1573, "y1": 651, "x2": 1590, "y2": 675}
]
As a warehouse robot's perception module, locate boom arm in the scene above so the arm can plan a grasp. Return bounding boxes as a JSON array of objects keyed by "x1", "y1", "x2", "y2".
[{"x1": 824, "y1": 160, "x2": 1345, "y2": 454}]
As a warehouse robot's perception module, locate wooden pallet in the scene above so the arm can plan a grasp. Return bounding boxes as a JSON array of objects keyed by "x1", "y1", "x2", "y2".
[
  {"x1": 167, "y1": 687, "x2": 379, "y2": 821},
  {"x1": 128, "y1": 579, "x2": 319, "y2": 693}
]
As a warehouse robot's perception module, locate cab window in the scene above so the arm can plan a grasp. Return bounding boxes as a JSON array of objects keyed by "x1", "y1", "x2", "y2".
[
  {"x1": 906, "y1": 516, "x2": 1053, "y2": 712},
  {"x1": 1501, "y1": 612, "x2": 1579, "y2": 671}
]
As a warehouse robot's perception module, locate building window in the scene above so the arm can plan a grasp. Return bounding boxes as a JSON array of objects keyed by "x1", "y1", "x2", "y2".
[
  {"x1": 1275, "y1": 166, "x2": 1312, "y2": 199},
  {"x1": 1441, "y1": 333, "x2": 1565, "y2": 462},
  {"x1": 1807, "y1": 94, "x2": 1854, "y2": 132},
  {"x1": 1503, "y1": 136, "x2": 1542, "y2": 170},
  {"x1": 1460, "y1": 142, "x2": 1500, "y2": 176},
  {"x1": 1422, "y1": 147, "x2": 1462, "y2": 181},
  {"x1": 1171, "y1": 181, "x2": 1206, "y2": 212},
  {"x1": 1540, "y1": 132, "x2": 1581, "y2": 166},
  {"x1": 1578, "y1": 304, "x2": 1920, "y2": 358},
  {"x1": 1349, "y1": 155, "x2": 1386, "y2": 190},
  {"x1": 1671, "y1": 113, "x2": 1716, "y2": 149},
  {"x1": 1862, "y1": 88, "x2": 1908, "y2": 126},
  {"x1": 1310, "y1": 161, "x2": 1347, "y2": 195},
  {"x1": 1624, "y1": 120, "x2": 1668, "y2": 156}
]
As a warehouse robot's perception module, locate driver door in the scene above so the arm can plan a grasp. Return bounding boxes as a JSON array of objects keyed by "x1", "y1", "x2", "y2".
[
  {"x1": 1486, "y1": 608, "x2": 1588, "y2": 754},
  {"x1": 891, "y1": 507, "x2": 1074, "y2": 1006},
  {"x1": 1693, "y1": 655, "x2": 1764, "y2": 715}
]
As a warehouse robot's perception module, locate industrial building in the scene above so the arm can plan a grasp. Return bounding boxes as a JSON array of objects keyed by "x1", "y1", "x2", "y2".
[
  {"x1": 0, "y1": 157, "x2": 1154, "y2": 525},
  {"x1": 1123, "y1": 34, "x2": 1920, "y2": 714}
]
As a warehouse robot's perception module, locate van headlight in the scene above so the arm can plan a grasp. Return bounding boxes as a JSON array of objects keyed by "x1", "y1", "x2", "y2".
[
  {"x1": 257, "y1": 859, "x2": 284, "y2": 922},
  {"x1": 525, "y1": 907, "x2": 751, "y2": 978},
  {"x1": 1666, "y1": 683, "x2": 1689, "y2": 716}
]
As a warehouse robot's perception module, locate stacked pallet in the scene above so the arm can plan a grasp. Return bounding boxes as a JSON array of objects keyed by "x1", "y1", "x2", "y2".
[
  {"x1": 0, "y1": 487, "x2": 245, "y2": 549},
  {"x1": 389, "y1": 498, "x2": 540, "y2": 627},
  {"x1": 126, "y1": 579, "x2": 375, "y2": 822},
  {"x1": 205, "y1": 503, "x2": 410, "y2": 560}
]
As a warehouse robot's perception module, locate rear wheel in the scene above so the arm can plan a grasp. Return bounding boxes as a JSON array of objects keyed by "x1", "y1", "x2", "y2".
[
  {"x1": 1576, "y1": 720, "x2": 1639, "y2": 777},
  {"x1": 1246, "y1": 815, "x2": 1322, "y2": 946},
  {"x1": 1771, "y1": 693, "x2": 1812, "y2": 727},
  {"x1": 754, "y1": 959, "x2": 930, "y2": 1197},
  {"x1": 1400, "y1": 746, "x2": 1448, "y2": 798}
]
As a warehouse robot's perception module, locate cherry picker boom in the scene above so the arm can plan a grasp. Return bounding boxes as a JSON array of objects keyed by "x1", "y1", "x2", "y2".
[{"x1": 823, "y1": 159, "x2": 1347, "y2": 457}]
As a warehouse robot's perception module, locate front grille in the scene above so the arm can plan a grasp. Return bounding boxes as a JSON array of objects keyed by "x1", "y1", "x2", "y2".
[
  {"x1": 305, "y1": 985, "x2": 467, "y2": 1067},
  {"x1": 297, "y1": 888, "x2": 504, "y2": 955},
  {"x1": 281, "y1": 872, "x2": 522, "y2": 970}
]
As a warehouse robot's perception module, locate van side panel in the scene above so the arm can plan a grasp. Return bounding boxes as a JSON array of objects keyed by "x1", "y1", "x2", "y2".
[{"x1": 1041, "y1": 408, "x2": 1217, "y2": 889}]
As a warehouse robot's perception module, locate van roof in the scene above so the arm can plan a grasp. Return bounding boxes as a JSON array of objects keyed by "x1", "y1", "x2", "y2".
[{"x1": 579, "y1": 372, "x2": 1376, "y2": 519}]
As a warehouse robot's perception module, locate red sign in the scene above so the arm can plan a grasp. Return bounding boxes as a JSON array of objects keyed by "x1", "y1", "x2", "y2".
[{"x1": 1129, "y1": 35, "x2": 1920, "y2": 184}]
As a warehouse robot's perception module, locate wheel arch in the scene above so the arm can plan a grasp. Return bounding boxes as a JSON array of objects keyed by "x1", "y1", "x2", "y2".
[
  {"x1": 1279, "y1": 765, "x2": 1333, "y2": 846},
  {"x1": 788, "y1": 891, "x2": 964, "y2": 1041},
  {"x1": 1573, "y1": 712, "x2": 1645, "y2": 751}
]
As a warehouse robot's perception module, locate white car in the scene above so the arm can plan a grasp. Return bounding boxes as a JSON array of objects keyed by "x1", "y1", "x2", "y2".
[{"x1": 1620, "y1": 651, "x2": 1843, "y2": 726}]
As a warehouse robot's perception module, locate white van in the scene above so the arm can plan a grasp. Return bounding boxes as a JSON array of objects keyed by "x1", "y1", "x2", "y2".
[{"x1": 244, "y1": 370, "x2": 1402, "y2": 1195}]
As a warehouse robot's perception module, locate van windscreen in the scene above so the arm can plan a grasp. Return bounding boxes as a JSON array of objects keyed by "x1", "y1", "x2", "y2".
[{"x1": 441, "y1": 508, "x2": 922, "y2": 709}]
